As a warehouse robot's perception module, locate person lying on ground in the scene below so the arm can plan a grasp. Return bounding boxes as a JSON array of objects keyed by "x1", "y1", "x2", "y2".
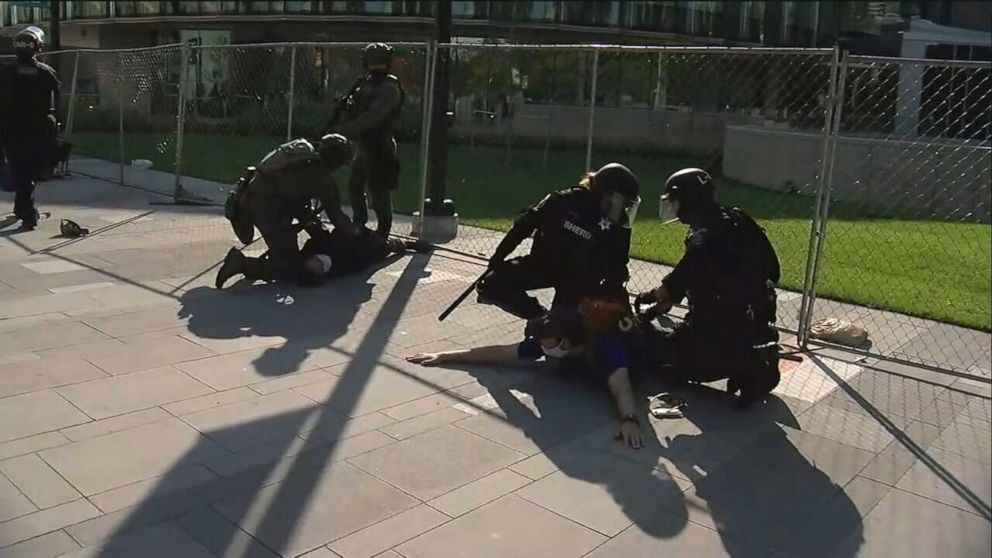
[
  {"x1": 407, "y1": 296, "x2": 646, "y2": 449},
  {"x1": 216, "y1": 224, "x2": 431, "y2": 288}
]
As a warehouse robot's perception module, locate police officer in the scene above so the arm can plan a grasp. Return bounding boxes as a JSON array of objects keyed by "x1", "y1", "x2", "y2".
[
  {"x1": 218, "y1": 223, "x2": 431, "y2": 288},
  {"x1": 636, "y1": 168, "x2": 781, "y2": 408},
  {"x1": 477, "y1": 163, "x2": 640, "y2": 319},
  {"x1": 214, "y1": 134, "x2": 355, "y2": 288},
  {"x1": 0, "y1": 26, "x2": 60, "y2": 230},
  {"x1": 326, "y1": 42, "x2": 405, "y2": 238}
]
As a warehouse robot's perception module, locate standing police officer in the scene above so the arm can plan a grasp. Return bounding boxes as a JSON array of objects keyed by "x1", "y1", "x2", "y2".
[
  {"x1": 0, "y1": 26, "x2": 60, "y2": 230},
  {"x1": 477, "y1": 163, "x2": 640, "y2": 320},
  {"x1": 326, "y1": 42, "x2": 405, "y2": 238},
  {"x1": 636, "y1": 168, "x2": 781, "y2": 408}
]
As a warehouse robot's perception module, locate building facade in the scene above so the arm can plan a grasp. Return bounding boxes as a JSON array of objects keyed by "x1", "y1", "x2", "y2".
[{"x1": 4, "y1": 1, "x2": 986, "y2": 52}]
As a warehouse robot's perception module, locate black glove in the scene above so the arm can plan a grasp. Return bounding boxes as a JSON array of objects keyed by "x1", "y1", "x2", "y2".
[{"x1": 634, "y1": 290, "x2": 658, "y2": 308}]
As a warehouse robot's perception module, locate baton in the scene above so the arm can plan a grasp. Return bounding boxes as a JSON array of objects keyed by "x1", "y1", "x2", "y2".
[{"x1": 438, "y1": 272, "x2": 486, "y2": 322}]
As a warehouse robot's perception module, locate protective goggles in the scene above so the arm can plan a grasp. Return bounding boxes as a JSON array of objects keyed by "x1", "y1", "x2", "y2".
[
  {"x1": 659, "y1": 194, "x2": 680, "y2": 224},
  {"x1": 603, "y1": 192, "x2": 641, "y2": 229}
]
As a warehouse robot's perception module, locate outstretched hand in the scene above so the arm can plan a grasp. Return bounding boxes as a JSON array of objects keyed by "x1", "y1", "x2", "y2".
[
  {"x1": 616, "y1": 420, "x2": 644, "y2": 450},
  {"x1": 406, "y1": 353, "x2": 444, "y2": 367}
]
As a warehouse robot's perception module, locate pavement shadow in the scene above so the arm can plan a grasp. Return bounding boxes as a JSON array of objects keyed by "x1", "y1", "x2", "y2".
[
  {"x1": 176, "y1": 256, "x2": 407, "y2": 378},
  {"x1": 460, "y1": 363, "x2": 691, "y2": 540},
  {"x1": 655, "y1": 384, "x2": 865, "y2": 557},
  {"x1": 93, "y1": 254, "x2": 436, "y2": 557}
]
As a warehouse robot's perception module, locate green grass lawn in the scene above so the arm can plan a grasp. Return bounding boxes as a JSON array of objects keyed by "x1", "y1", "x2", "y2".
[{"x1": 71, "y1": 131, "x2": 991, "y2": 331}]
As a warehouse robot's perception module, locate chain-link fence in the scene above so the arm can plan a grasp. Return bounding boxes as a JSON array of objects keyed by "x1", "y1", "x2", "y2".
[
  {"x1": 803, "y1": 54, "x2": 991, "y2": 375},
  {"x1": 22, "y1": 42, "x2": 990, "y2": 376}
]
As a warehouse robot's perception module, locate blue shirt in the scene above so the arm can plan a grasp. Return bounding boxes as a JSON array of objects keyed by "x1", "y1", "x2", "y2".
[{"x1": 517, "y1": 333, "x2": 629, "y2": 381}]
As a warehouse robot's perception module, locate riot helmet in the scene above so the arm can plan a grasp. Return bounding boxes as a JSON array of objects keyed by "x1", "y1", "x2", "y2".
[
  {"x1": 316, "y1": 133, "x2": 353, "y2": 170},
  {"x1": 362, "y1": 43, "x2": 394, "y2": 71},
  {"x1": 588, "y1": 163, "x2": 641, "y2": 229},
  {"x1": 660, "y1": 168, "x2": 715, "y2": 223},
  {"x1": 13, "y1": 26, "x2": 45, "y2": 60}
]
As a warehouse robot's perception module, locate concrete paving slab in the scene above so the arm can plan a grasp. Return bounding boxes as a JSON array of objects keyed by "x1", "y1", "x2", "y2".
[
  {"x1": 0, "y1": 391, "x2": 91, "y2": 443},
  {"x1": 349, "y1": 425, "x2": 525, "y2": 500},
  {"x1": 395, "y1": 495, "x2": 607, "y2": 558},
  {"x1": 39, "y1": 418, "x2": 226, "y2": 496},
  {"x1": 213, "y1": 461, "x2": 418, "y2": 557},
  {"x1": 831, "y1": 487, "x2": 991, "y2": 558},
  {"x1": 56, "y1": 367, "x2": 213, "y2": 420}
]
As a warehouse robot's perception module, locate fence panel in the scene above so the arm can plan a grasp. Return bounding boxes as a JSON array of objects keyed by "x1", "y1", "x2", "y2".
[
  {"x1": 168, "y1": 42, "x2": 428, "y2": 235},
  {"x1": 808, "y1": 56, "x2": 991, "y2": 374},
  {"x1": 585, "y1": 47, "x2": 836, "y2": 334},
  {"x1": 436, "y1": 44, "x2": 597, "y2": 261},
  {"x1": 48, "y1": 49, "x2": 122, "y2": 176}
]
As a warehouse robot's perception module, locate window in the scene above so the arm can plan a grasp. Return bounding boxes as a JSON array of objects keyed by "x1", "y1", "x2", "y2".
[
  {"x1": 452, "y1": 1, "x2": 474, "y2": 18},
  {"x1": 740, "y1": 1, "x2": 764, "y2": 43},
  {"x1": 686, "y1": 1, "x2": 722, "y2": 37},
  {"x1": 629, "y1": 1, "x2": 683, "y2": 33},
  {"x1": 529, "y1": 1, "x2": 557, "y2": 22},
  {"x1": 116, "y1": 2, "x2": 164, "y2": 17},
  {"x1": 364, "y1": 1, "x2": 393, "y2": 14},
  {"x1": 780, "y1": 1, "x2": 797, "y2": 43},
  {"x1": 561, "y1": 0, "x2": 619, "y2": 26},
  {"x1": 75, "y1": 2, "x2": 109, "y2": 19},
  {"x1": 285, "y1": 1, "x2": 312, "y2": 13}
]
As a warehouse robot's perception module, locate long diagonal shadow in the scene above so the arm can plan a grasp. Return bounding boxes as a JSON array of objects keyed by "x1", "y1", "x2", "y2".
[
  {"x1": 810, "y1": 354, "x2": 992, "y2": 519},
  {"x1": 229, "y1": 256, "x2": 432, "y2": 555},
  {"x1": 88, "y1": 255, "x2": 433, "y2": 558}
]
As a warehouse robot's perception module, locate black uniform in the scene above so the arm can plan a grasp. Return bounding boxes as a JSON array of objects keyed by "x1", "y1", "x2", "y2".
[
  {"x1": 0, "y1": 57, "x2": 60, "y2": 228},
  {"x1": 331, "y1": 72, "x2": 404, "y2": 237},
  {"x1": 478, "y1": 187, "x2": 631, "y2": 320},
  {"x1": 300, "y1": 226, "x2": 421, "y2": 284},
  {"x1": 651, "y1": 205, "x2": 781, "y2": 401}
]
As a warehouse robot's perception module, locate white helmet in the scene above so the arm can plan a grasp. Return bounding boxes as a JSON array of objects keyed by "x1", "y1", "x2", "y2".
[{"x1": 13, "y1": 26, "x2": 45, "y2": 56}]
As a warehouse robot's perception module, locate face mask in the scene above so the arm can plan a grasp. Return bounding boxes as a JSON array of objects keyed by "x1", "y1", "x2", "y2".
[
  {"x1": 542, "y1": 343, "x2": 570, "y2": 359},
  {"x1": 660, "y1": 196, "x2": 680, "y2": 224},
  {"x1": 541, "y1": 340, "x2": 581, "y2": 359},
  {"x1": 315, "y1": 254, "x2": 333, "y2": 274}
]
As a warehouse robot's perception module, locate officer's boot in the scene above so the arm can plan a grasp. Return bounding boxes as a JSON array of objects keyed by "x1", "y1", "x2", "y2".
[
  {"x1": 215, "y1": 248, "x2": 247, "y2": 289},
  {"x1": 241, "y1": 255, "x2": 274, "y2": 282}
]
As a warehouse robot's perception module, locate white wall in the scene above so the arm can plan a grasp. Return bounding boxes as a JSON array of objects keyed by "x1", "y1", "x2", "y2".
[{"x1": 723, "y1": 125, "x2": 992, "y2": 223}]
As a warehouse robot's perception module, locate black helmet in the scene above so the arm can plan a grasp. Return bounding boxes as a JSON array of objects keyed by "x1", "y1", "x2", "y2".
[
  {"x1": 317, "y1": 133, "x2": 353, "y2": 169},
  {"x1": 590, "y1": 163, "x2": 639, "y2": 199},
  {"x1": 13, "y1": 26, "x2": 45, "y2": 58},
  {"x1": 590, "y1": 163, "x2": 641, "y2": 229},
  {"x1": 362, "y1": 43, "x2": 394, "y2": 69},
  {"x1": 663, "y1": 168, "x2": 714, "y2": 204},
  {"x1": 660, "y1": 168, "x2": 715, "y2": 223}
]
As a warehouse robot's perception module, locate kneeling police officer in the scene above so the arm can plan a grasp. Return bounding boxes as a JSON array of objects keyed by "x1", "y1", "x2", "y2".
[
  {"x1": 636, "y1": 168, "x2": 781, "y2": 408},
  {"x1": 477, "y1": 163, "x2": 640, "y2": 320}
]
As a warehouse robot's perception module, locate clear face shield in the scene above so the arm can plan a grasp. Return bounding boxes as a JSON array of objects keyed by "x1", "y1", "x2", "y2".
[
  {"x1": 603, "y1": 192, "x2": 641, "y2": 229},
  {"x1": 659, "y1": 194, "x2": 680, "y2": 224}
]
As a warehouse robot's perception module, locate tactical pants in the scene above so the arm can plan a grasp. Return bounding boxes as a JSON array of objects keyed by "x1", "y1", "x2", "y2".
[
  {"x1": 247, "y1": 197, "x2": 305, "y2": 282},
  {"x1": 476, "y1": 256, "x2": 583, "y2": 320},
  {"x1": 348, "y1": 139, "x2": 399, "y2": 237},
  {"x1": 636, "y1": 316, "x2": 780, "y2": 404},
  {"x1": 5, "y1": 141, "x2": 46, "y2": 227}
]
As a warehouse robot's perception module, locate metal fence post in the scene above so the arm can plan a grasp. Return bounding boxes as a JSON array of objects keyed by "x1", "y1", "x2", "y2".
[
  {"x1": 798, "y1": 47, "x2": 840, "y2": 346},
  {"x1": 798, "y1": 47, "x2": 848, "y2": 346},
  {"x1": 417, "y1": 42, "x2": 438, "y2": 232},
  {"x1": 286, "y1": 46, "x2": 296, "y2": 141},
  {"x1": 117, "y1": 53, "x2": 125, "y2": 184},
  {"x1": 585, "y1": 47, "x2": 600, "y2": 172},
  {"x1": 173, "y1": 43, "x2": 191, "y2": 199},
  {"x1": 65, "y1": 51, "x2": 80, "y2": 137}
]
